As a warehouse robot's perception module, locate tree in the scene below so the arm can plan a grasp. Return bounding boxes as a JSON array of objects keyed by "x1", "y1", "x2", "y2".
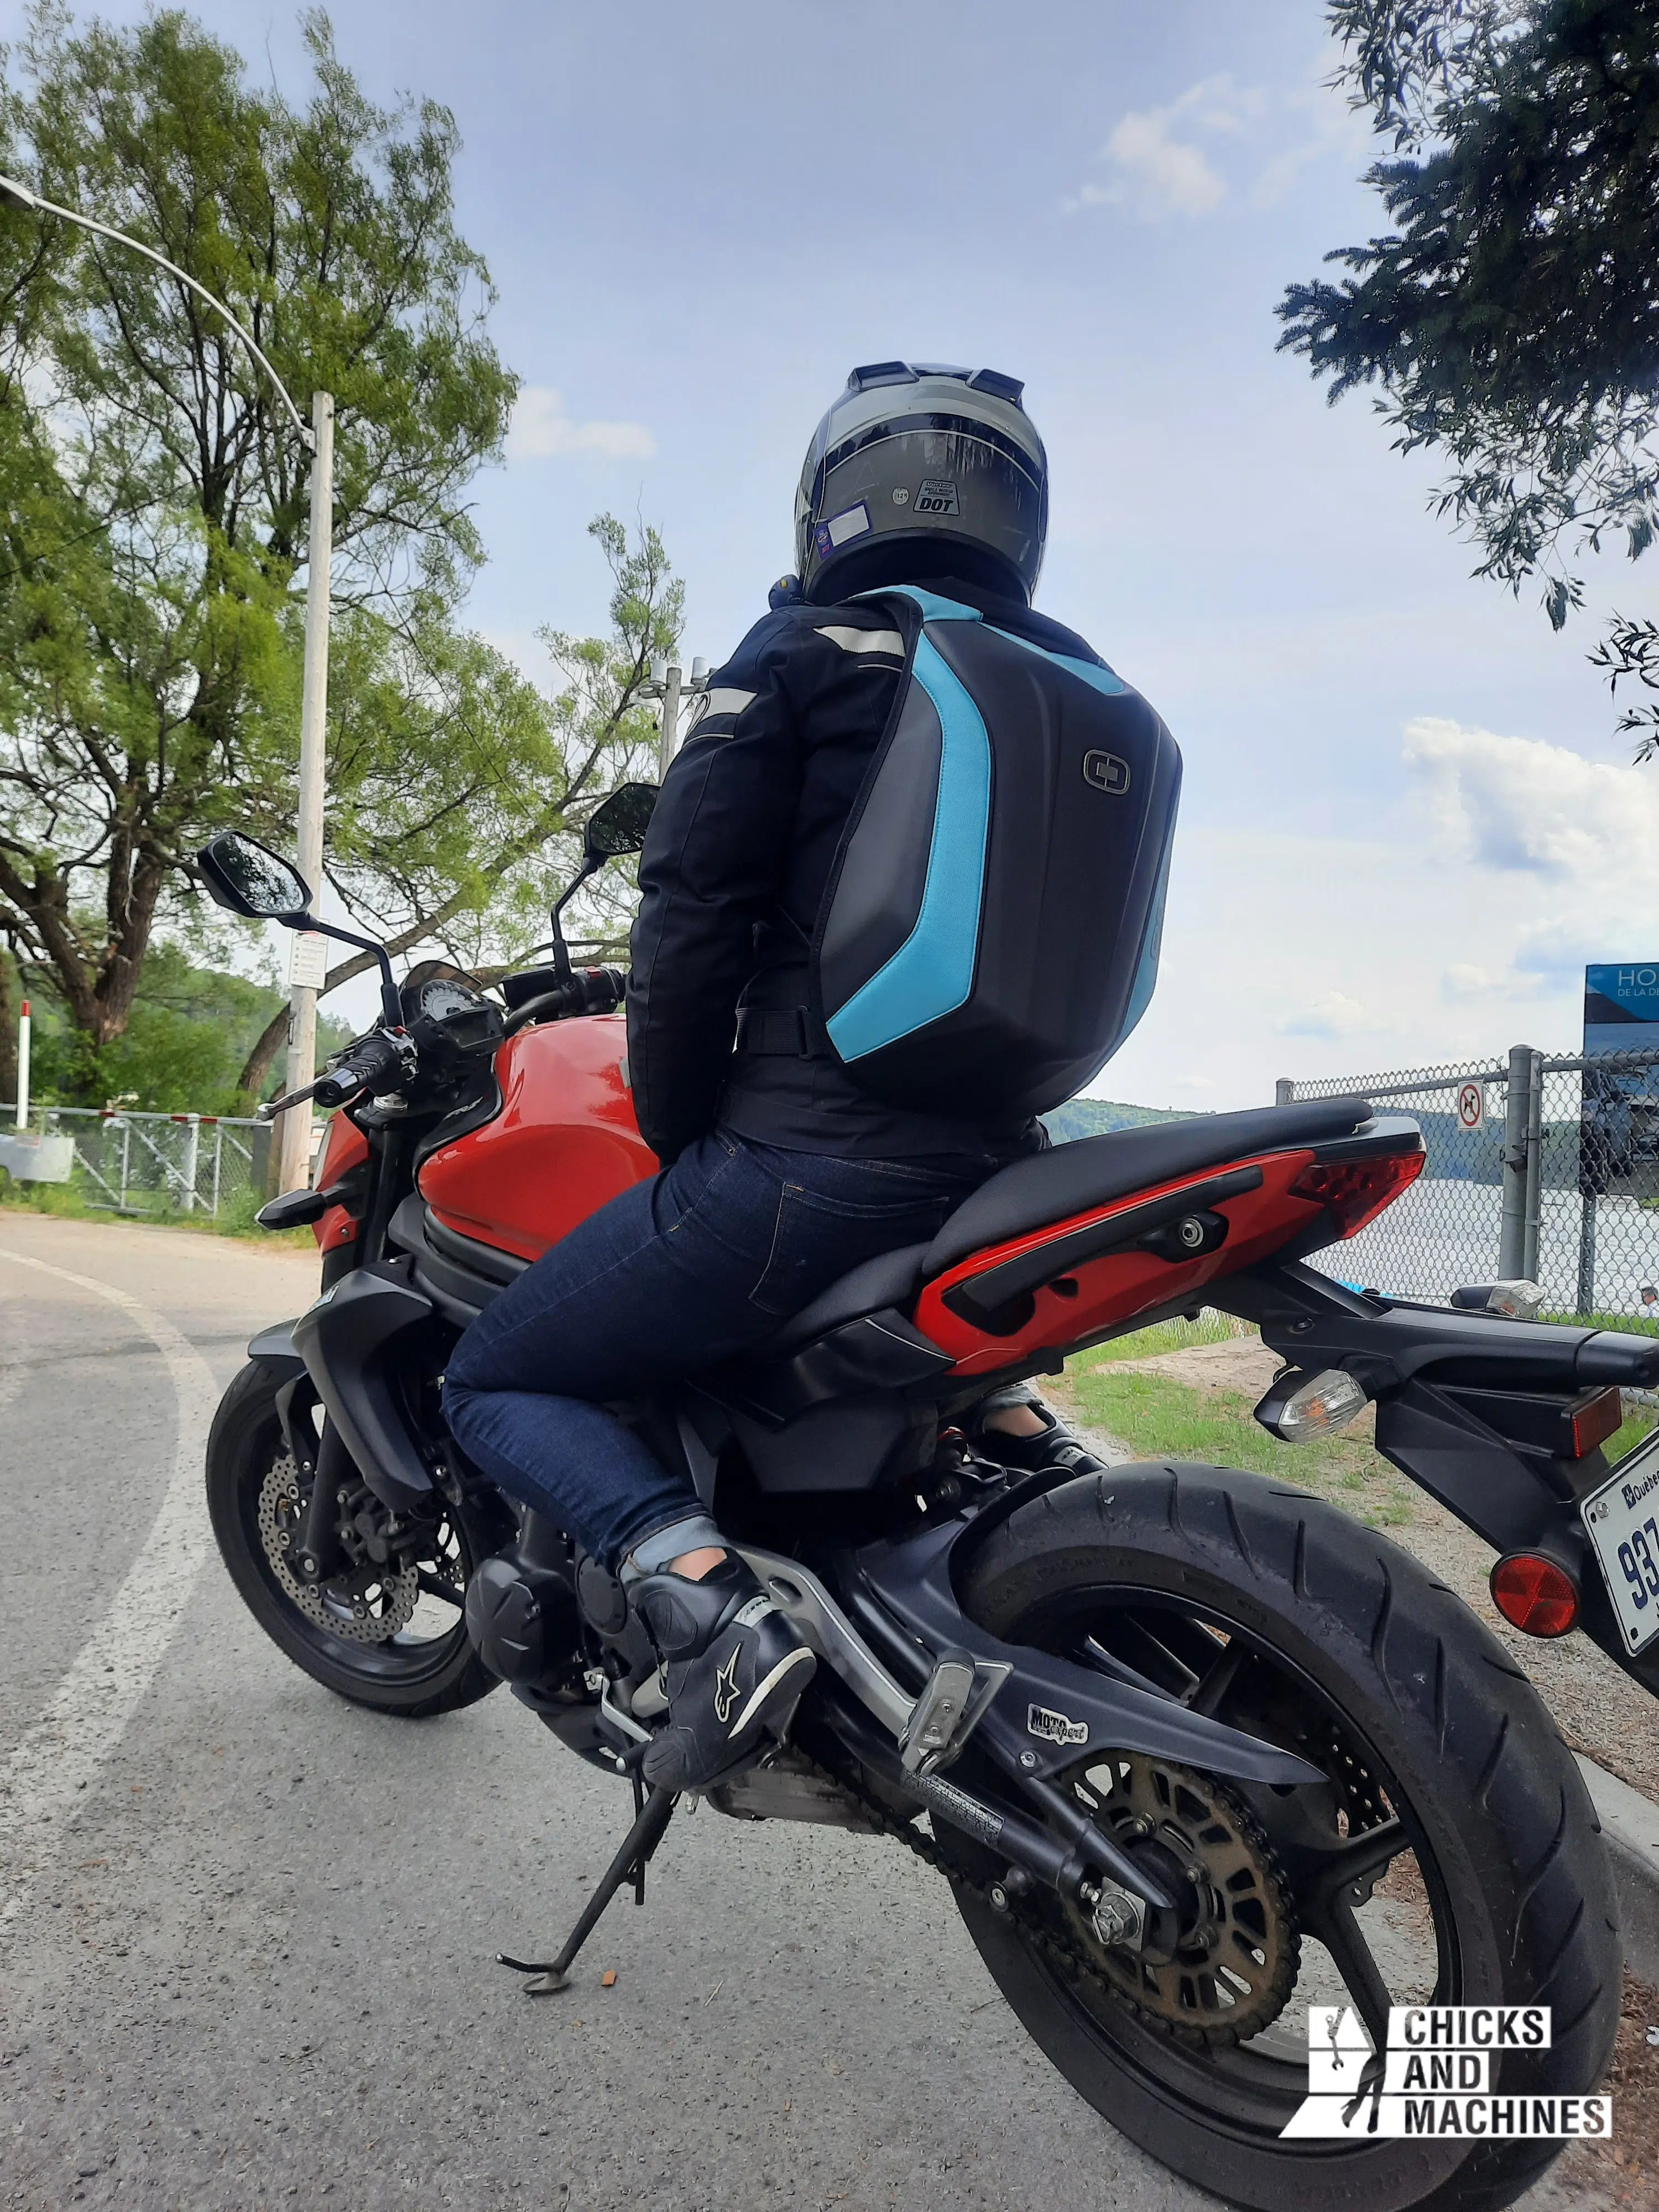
[
  {"x1": 26, "y1": 939, "x2": 354, "y2": 1113},
  {"x1": 0, "y1": 943, "x2": 15, "y2": 1104},
  {"x1": 233, "y1": 513, "x2": 681, "y2": 1095},
  {"x1": 1277, "y1": 1, "x2": 1659, "y2": 747},
  {"x1": 0, "y1": 5, "x2": 517, "y2": 1047}
]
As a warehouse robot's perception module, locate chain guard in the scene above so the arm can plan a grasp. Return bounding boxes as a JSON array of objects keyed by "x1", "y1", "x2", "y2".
[{"x1": 257, "y1": 1451, "x2": 419, "y2": 1644}]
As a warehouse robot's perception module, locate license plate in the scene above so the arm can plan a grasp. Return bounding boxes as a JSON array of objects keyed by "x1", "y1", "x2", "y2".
[{"x1": 1581, "y1": 1440, "x2": 1659, "y2": 1655}]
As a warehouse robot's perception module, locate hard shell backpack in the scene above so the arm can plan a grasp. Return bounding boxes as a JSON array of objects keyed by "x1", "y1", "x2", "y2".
[{"x1": 810, "y1": 587, "x2": 1181, "y2": 1119}]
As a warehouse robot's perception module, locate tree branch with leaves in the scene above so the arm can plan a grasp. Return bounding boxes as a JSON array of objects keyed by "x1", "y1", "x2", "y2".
[
  {"x1": 0, "y1": 4, "x2": 515, "y2": 1051},
  {"x1": 233, "y1": 513, "x2": 682, "y2": 1095},
  {"x1": 1277, "y1": 0, "x2": 1659, "y2": 750}
]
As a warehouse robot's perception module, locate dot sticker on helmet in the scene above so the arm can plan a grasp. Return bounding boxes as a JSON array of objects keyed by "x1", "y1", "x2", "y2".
[
  {"x1": 817, "y1": 502, "x2": 872, "y2": 556},
  {"x1": 914, "y1": 479, "x2": 959, "y2": 516}
]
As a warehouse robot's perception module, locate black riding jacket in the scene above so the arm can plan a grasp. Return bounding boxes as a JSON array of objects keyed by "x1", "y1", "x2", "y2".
[{"x1": 625, "y1": 577, "x2": 1102, "y2": 1166}]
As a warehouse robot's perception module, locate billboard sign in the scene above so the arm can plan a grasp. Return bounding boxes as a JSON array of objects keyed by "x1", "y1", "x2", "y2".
[{"x1": 1582, "y1": 966, "x2": 1659, "y2": 1199}]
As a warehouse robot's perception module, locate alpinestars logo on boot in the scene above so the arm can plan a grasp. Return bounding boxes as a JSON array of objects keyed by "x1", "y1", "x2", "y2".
[{"x1": 714, "y1": 1646, "x2": 742, "y2": 1725}]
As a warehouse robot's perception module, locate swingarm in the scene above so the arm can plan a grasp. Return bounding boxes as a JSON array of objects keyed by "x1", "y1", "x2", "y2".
[{"x1": 738, "y1": 1518, "x2": 1324, "y2": 1936}]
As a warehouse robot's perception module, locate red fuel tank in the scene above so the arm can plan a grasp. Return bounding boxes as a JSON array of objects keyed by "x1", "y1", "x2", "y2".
[{"x1": 416, "y1": 1013, "x2": 658, "y2": 1263}]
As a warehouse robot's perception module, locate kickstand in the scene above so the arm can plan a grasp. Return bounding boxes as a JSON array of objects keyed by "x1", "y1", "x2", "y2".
[{"x1": 497, "y1": 1769, "x2": 678, "y2": 1995}]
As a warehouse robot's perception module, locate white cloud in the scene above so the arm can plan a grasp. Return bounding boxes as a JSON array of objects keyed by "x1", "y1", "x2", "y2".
[
  {"x1": 1403, "y1": 717, "x2": 1659, "y2": 982},
  {"x1": 1280, "y1": 989, "x2": 1371, "y2": 1040},
  {"x1": 508, "y1": 385, "x2": 655, "y2": 462},
  {"x1": 1085, "y1": 108, "x2": 1227, "y2": 218},
  {"x1": 1066, "y1": 70, "x2": 1361, "y2": 222},
  {"x1": 1091, "y1": 722, "x2": 1657, "y2": 1109}
]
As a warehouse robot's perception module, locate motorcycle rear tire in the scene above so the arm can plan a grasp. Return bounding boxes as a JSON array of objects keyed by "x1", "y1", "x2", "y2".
[
  {"x1": 206, "y1": 1359, "x2": 500, "y2": 1719},
  {"x1": 949, "y1": 1460, "x2": 1621, "y2": 2212}
]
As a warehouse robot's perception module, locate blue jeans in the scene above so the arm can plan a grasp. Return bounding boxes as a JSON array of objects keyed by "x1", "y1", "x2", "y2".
[{"x1": 442, "y1": 1130, "x2": 996, "y2": 1569}]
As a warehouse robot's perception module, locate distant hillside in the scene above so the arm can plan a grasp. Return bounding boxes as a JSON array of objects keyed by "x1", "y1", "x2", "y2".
[{"x1": 1041, "y1": 1097, "x2": 1197, "y2": 1144}]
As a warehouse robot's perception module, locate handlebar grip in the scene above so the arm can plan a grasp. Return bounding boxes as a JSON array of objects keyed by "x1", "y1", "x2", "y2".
[
  {"x1": 315, "y1": 1030, "x2": 403, "y2": 1108},
  {"x1": 311, "y1": 1070, "x2": 363, "y2": 1110}
]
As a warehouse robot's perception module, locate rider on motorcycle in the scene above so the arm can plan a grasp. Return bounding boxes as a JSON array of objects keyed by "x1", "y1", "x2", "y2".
[{"x1": 444, "y1": 365, "x2": 1107, "y2": 1793}]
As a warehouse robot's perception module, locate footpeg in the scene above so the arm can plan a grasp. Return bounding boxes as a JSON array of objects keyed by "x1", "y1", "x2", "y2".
[{"x1": 899, "y1": 1651, "x2": 1009, "y2": 1774}]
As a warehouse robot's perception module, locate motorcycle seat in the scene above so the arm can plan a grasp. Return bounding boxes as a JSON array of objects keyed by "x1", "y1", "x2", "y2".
[
  {"x1": 923, "y1": 1097, "x2": 1375, "y2": 1276},
  {"x1": 762, "y1": 1242, "x2": 931, "y2": 1354},
  {"x1": 758, "y1": 1099, "x2": 1373, "y2": 1359}
]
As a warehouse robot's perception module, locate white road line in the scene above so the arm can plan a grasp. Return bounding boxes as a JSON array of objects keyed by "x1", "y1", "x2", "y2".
[{"x1": 0, "y1": 1247, "x2": 220, "y2": 1928}]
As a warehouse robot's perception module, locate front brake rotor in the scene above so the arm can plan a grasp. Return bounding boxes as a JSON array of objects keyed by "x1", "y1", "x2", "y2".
[
  {"x1": 257, "y1": 1451, "x2": 419, "y2": 1645},
  {"x1": 1067, "y1": 1751, "x2": 1299, "y2": 2046}
]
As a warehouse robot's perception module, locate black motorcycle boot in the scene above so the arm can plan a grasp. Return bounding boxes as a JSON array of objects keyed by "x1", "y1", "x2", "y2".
[
  {"x1": 630, "y1": 1554, "x2": 817, "y2": 1794},
  {"x1": 974, "y1": 1398, "x2": 1108, "y2": 1480}
]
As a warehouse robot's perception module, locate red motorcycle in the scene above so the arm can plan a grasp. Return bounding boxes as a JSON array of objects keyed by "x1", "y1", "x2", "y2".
[{"x1": 199, "y1": 797, "x2": 1653, "y2": 2212}]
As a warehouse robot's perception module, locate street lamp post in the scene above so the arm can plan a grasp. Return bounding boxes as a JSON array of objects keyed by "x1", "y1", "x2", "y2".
[
  {"x1": 280, "y1": 390, "x2": 336, "y2": 1193},
  {"x1": 639, "y1": 655, "x2": 709, "y2": 778},
  {"x1": 0, "y1": 173, "x2": 333, "y2": 1193}
]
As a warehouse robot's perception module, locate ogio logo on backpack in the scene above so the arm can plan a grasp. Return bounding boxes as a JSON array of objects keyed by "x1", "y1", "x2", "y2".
[{"x1": 1082, "y1": 749, "x2": 1131, "y2": 795}]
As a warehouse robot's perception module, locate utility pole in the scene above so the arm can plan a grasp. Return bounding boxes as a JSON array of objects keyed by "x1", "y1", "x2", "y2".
[
  {"x1": 279, "y1": 390, "x2": 335, "y2": 1195},
  {"x1": 640, "y1": 655, "x2": 709, "y2": 778}
]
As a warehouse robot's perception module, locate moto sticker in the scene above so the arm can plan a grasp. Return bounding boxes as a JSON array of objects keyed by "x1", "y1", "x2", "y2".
[{"x1": 1027, "y1": 1703, "x2": 1089, "y2": 1746}]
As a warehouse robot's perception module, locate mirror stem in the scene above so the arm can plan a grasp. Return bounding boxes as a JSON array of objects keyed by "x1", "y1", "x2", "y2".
[{"x1": 547, "y1": 855, "x2": 601, "y2": 985}]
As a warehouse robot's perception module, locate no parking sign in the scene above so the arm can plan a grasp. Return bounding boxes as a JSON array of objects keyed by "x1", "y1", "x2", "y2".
[{"x1": 1457, "y1": 1081, "x2": 1485, "y2": 1131}]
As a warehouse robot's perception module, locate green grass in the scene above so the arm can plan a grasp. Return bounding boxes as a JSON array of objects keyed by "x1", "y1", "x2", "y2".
[
  {"x1": 1062, "y1": 1363, "x2": 1421, "y2": 1529},
  {"x1": 1543, "y1": 1306, "x2": 1659, "y2": 1337},
  {"x1": 1060, "y1": 1347, "x2": 1659, "y2": 1531},
  {"x1": 1073, "y1": 1311, "x2": 1254, "y2": 1365},
  {"x1": 0, "y1": 1169, "x2": 314, "y2": 1248}
]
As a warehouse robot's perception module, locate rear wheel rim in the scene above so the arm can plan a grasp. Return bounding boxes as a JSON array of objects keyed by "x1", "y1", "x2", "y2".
[{"x1": 996, "y1": 1581, "x2": 1459, "y2": 2154}]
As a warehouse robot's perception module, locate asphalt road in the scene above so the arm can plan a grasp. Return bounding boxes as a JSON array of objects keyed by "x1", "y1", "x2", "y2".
[{"x1": 0, "y1": 1212, "x2": 1614, "y2": 2212}]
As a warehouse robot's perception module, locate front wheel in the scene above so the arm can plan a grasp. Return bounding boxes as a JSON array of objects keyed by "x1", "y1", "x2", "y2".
[
  {"x1": 206, "y1": 1359, "x2": 502, "y2": 1718},
  {"x1": 946, "y1": 1462, "x2": 1621, "y2": 2212}
]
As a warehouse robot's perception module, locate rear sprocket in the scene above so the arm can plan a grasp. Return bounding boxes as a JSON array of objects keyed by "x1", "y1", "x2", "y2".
[{"x1": 1066, "y1": 1751, "x2": 1298, "y2": 2046}]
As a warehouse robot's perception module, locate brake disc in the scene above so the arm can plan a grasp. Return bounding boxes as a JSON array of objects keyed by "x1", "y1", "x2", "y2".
[
  {"x1": 1068, "y1": 1751, "x2": 1299, "y2": 2046},
  {"x1": 257, "y1": 1451, "x2": 419, "y2": 1645}
]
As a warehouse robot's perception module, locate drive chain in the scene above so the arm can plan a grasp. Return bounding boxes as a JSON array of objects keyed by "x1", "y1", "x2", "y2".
[
  {"x1": 793, "y1": 1740, "x2": 1125, "y2": 2001},
  {"x1": 795, "y1": 1739, "x2": 1301, "y2": 2047}
]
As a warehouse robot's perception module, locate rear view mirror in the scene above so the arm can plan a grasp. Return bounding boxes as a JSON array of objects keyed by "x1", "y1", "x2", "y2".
[
  {"x1": 197, "y1": 831, "x2": 312, "y2": 920},
  {"x1": 583, "y1": 782, "x2": 659, "y2": 863}
]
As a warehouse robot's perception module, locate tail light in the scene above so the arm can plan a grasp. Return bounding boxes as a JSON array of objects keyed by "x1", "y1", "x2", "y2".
[
  {"x1": 1290, "y1": 1149, "x2": 1425, "y2": 1238},
  {"x1": 1489, "y1": 1554, "x2": 1579, "y2": 1638}
]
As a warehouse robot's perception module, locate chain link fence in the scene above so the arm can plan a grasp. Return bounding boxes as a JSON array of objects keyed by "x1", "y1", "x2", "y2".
[
  {"x1": 0, "y1": 1104, "x2": 271, "y2": 1222},
  {"x1": 1280, "y1": 1048, "x2": 1659, "y2": 1331}
]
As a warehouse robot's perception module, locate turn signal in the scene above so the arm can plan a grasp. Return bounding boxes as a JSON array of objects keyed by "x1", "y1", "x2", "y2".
[
  {"x1": 1489, "y1": 1554, "x2": 1579, "y2": 1638},
  {"x1": 1254, "y1": 1367, "x2": 1369, "y2": 1442},
  {"x1": 1290, "y1": 1150, "x2": 1425, "y2": 1238}
]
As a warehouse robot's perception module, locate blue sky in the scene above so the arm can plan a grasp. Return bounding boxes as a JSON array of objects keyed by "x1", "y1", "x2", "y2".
[{"x1": 13, "y1": 1, "x2": 1659, "y2": 1107}]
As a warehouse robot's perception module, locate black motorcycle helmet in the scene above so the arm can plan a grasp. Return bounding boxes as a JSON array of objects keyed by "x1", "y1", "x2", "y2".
[{"x1": 794, "y1": 362, "x2": 1048, "y2": 606}]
